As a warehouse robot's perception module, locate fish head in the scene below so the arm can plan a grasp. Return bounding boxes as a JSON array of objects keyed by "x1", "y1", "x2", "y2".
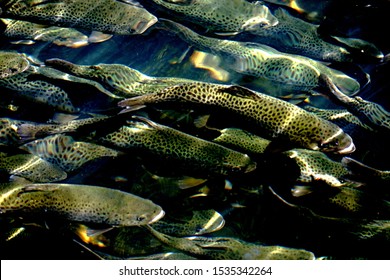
[
  {"x1": 317, "y1": 129, "x2": 355, "y2": 155},
  {"x1": 224, "y1": 153, "x2": 257, "y2": 175},
  {"x1": 242, "y1": 8, "x2": 279, "y2": 31},
  {"x1": 0, "y1": 51, "x2": 30, "y2": 79},
  {"x1": 122, "y1": 202, "x2": 165, "y2": 226},
  {"x1": 241, "y1": 3, "x2": 279, "y2": 31}
]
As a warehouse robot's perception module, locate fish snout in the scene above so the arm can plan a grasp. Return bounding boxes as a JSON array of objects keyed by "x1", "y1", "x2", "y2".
[{"x1": 318, "y1": 131, "x2": 356, "y2": 154}]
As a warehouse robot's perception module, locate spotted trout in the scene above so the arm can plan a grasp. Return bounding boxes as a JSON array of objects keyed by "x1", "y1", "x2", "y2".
[
  {"x1": 0, "y1": 183, "x2": 165, "y2": 226},
  {"x1": 1, "y1": 0, "x2": 157, "y2": 35},
  {"x1": 159, "y1": 19, "x2": 360, "y2": 96},
  {"x1": 97, "y1": 116, "x2": 256, "y2": 176},
  {"x1": 149, "y1": 0, "x2": 278, "y2": 34},
  {"x1": 119, "y1": 82, "x2": 355, "y2": 154}
]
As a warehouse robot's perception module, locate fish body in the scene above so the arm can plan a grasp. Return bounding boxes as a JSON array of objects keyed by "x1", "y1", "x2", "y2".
[
  {"x1": 152, "y1": 209, "x2": 225, "y2": 236},
  {"x1": 0, "y1": 118, "x2": 25, "y2": 146},
  {"x1": 0, "y1": 152, "x2": 67, "y2": 182},
  {"x1": 248, "y1": 8, "x2": 351, "y2": 62},
  {"x1": 160, "y1": 19, "x2": 360, "y2": 96},
  {"x1": 342, "y1": 157, "x2": 390, "y2": 185},
  {"x1": 1, "y1": 18, "x2": 89, "y2": 47},
  {"x1": 321, "y1": 74, "x2": 390, "y2": 132},
  {"x1": 351, "y1": 220, "x2": 390, "y2": 241},
  {"x1": 119, "y1": 83, "x2": 355, "y2": 154},
  {"x1": 145, "y1": 225, "x2": 315, "y2": 260},
  {"x1": 213, "y1": 127, "x2": 271, "y2": 155},
  {"x1": 45, "y1": 59, "x2": 196, "y2": 98},
  {"x1": 98, "y1": 116, "x2": 256, "y2": 176},
  {"x1": 283, "y1": 148, "x2": 350, "y2": 187},
  {"x1": 292, "y1": 184, "x2": 390, "y2": 220},
  {"x1": 0, "y1": 51, "x2": 78, "y2": 113},
  {"x1": 0, "y1": 183, "x2": 165, "y2": 226},
  {"x1": 304, "y1": 106, "x2": 374, "y2": 133},
  {"x1": 15, "y1": 115, "x2": 110, "y2": 142},
  {"x1": 20, "y1": 134, "x2": 120, "y2": 172},
  {"x1": 0, "y1": 50, "x2": 30, "y2": 79},
  {"x1": 150, "y1": 0, "x2": 278, "y2": 33},
  {"x1": 1, "y1": 0, "x2": 158, "y2": 35}
]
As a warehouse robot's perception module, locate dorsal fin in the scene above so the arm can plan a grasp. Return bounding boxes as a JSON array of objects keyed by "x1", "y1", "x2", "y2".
[
  {"x1": 21, "y1": 184, "x2": 60, "y2": 193},
  {"x1": 220, "y1": 85, "x2": 262, "y2": 101}
]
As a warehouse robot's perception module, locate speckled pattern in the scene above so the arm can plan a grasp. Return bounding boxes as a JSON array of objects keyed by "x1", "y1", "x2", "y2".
[
  {"x1": 160, "y1": 19, "x2": 360, "y2": 95},
  {"x1": 152, "y1": 209, "x2": 225, "y2": 236},
  {"x1": 0, "y1": 152, "x2": 67, "y2": 182},
  {"x1": 98, "y1": 117, "x2": 256, "y2": 176},
  {"x1": 213, "y1": 127, "x2": 271, "y2": 154},
  {"x1": 0, "y1": 72, "x2": 78, "y2": 113},
  {"x1": 0, "y1": 118, "x2": 24, "y2": 146},
  {"x1": 0, "y1": 183, "x2": 164, "y2": 226},
  {"x1": 323, "y1": 73, "x2": 390, "y2": 131},
  {"x1": 15, "y1": 116, "x2": 110, "y2": 141},
  {"x1": 0, "y1": 50, "x2": 30, "y2": 79},
  {"x1": 250, "y1": 8, "x2": 351, "y2": 62},
  {"x1": 0, "y1": 51, "x2": 78, "y2": 113},
  {"x1": 119, "y1": 82, "x2": 355, "y2": 154},
  {"x1": 151, "y1": 0, "x2": 278, "y2": 33},
  {"x1": 2, "y1": 0, "x2": 158, "y2": 35},
  {"x1": 2, "y1": 18, "x2": 89, "y2": 47},
  {"x1": 146, "y1": 225, "x2": 315, "y2": 260},
  {"x1": 304, "y1": 106, "x2": 374, "y2": 132},
  {"x1": 45, "y1": 59, "x2": 196, "y2": 97},
  {"x1": 20, "y1": 134, "x2": 120, "y2": 172},
  {"x1": 283, "y1": 148, "x2": 349, "y2": 187}
]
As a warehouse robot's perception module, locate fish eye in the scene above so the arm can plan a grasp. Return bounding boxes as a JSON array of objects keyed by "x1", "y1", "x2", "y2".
[{"x1": 136, "y1": 215, "x2": 146, "y2": 222}]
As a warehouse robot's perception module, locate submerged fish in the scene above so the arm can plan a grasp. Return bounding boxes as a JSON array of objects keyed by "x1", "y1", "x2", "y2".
[
  {"x1": 119, "y1": 83, "x2": 355, "y2": 154},
  {"x1": 0, "y1": 50, "x2": 29, "y2": 79},
  {"x1": 152, "y1": 209, "x2": 225, "y2": 236},
  {"x1": 159, "y1": 19, "x2": 360, "y2": 96},
  {"x1": 15, "y1": 115, "x2": 110, "y2": 142},
  {"x1": 283, "y1": 148, "x2": 350, "y2": 187},
  {"x1": 247, "y1": 8, "x2": 382, "y2": 63},
  {"x1": 247, "y1": 8, "x2": 351, "y2": 62},
  {"x1": 351, "y1": 220, "x2": 390, "y2": 241},
  {"x1": 0, "y1": 118, "x2": 25, "y2": 146},
  {"x1": 0, "y1": 51, "x2": 78, "y2": 113},
  {"x1": 145, "y1": 225, "x2": 315, "y2": 260},
  {"x1": 304, "y1": 106, "x2": 374, "y2": 133},
  {"x1": 320, "y1": 74, "x2": 390, "y2": 132},
  {"x1": 45, "y1": 58, "x2": 196, "y2": 98},
  {"x1": 20, "y1": 134, "x2": 120, "y2": 172},
  {"x1": 150, "y1": 0, "x2": 278, "y2": 34},
  {"x1": 0, "y1": 152, "x2": 67, "y2": 182},
  {"x1": 0, "y1": 183, "x2": 165, "y2": 226},
  {"x1": 1, "y1": 18, "x2": 89, "y2": 48},
  {"x1": 1, "y1": 0, "x2": 158, "y2": 35},
  {"x1": 98, "y1": 116, "x2": 256, "y2": 176},
  {"x1": 342, "y1": 157, "x2": 390, "y2": 186},
  {"x1": 213, "y1": 127, "x2": 271, "y2": 155},
  {"x1": 291, "y1": 184, "x2": 390, "y2": 220}
]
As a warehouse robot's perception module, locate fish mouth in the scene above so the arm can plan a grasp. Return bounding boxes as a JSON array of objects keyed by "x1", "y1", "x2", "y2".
[
  {"x1": 149, "y1": 209, "x2": 165, "y2": 224},
  {"x1": 337, "y1": 141, "x2": 356, "y2": 154}
]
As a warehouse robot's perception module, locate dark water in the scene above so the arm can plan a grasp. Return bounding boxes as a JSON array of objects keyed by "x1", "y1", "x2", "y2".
[{"x1": 0, "y1": 0, "x2": 389, "y2": 260}]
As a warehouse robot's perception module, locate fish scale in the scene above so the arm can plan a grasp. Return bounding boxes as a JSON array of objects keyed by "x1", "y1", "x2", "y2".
[
  {"x1": 97, "y1": 117, "x2": 256, "y2": 176},
  {"x1": 2, "y1": 0, "x2": 158, "y2": 35},
  {"x1": 119, "y1": 82, "x2": 355, "y2": 154},
  {"x1": 0, "y1": 183, "x2": 164, "y2": 226},
  {"x1": 160, "y1": 19, "x2": 360, "y2": 96},
  {"x1": 150, "y1": 0, "x2": 278, "y2": 33}
]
